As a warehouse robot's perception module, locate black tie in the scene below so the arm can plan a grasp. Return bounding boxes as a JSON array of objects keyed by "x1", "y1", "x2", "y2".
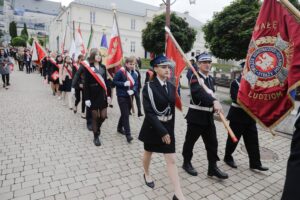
[
  {"x1": 206, "y1": 77, "x2": 212, "y2": 89},
  {"x1": 163, "y1": 83, "x2": 168, "y2": 94}
]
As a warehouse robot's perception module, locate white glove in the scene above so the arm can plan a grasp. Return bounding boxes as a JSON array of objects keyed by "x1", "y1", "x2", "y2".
[
  {"x1": 127, "y1": 90, "x2": 134, "y2": 96},
  {"x1": 124, "y1": 81, "x2": 130, "y2": 87},
  {"x1": 107, "y1": 96, "x2": 112, "y2": 104},
  {"x1": 71, "y1": 88, "x2": 75, "y2": 95},
  {"x1": 85, "y1": 100, "x2": 91, "y2": 107}
]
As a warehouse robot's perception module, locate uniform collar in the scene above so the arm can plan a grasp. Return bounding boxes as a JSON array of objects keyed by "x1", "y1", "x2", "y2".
[
  {"x1": 198, "y1": 71, "x2": 209, "y2": 79},
  {"x1": 156, "y1": 77, "x2": 167, "y2": 86}
]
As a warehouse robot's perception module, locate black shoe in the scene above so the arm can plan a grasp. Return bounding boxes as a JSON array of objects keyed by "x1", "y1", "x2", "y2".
[
  {"x1": 173, "y1": 195, "x2": 179, "y2": 200},
  {"x1": 117, "y1": 128, "x2": 125, "y2": 135},
  {"x1": 182, "y1": 162, "x2": 198, "y2": 176},
  {"x1": 224, "y1": 158, "x2": 237, "y2": 168},
  {"x1": 93, "y1": 137, "x2": 101, "y2": 146},
  {"x1": 126, "y1": 135, "x2": 133, "y2": 143},
  {"x1": 143, "y1": 174, "x2": 154, "y2": 188},
  {"x1": 250, "y1": 165, "x2": 269, "y2": 171},
  {"x1": 208, "y1": 165, "x2": 228, "y2": 179},
  {"x1": 87, "y1": 124, "x2": 93, "y2": 131},
  {"x1": 138, "y1": 113, "x2": 144, "y2": 117}
]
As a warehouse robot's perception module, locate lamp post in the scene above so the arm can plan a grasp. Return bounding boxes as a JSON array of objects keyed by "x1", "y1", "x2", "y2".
[{"x1": 163, "y1": 0, "x2": 196, "y2": 28}]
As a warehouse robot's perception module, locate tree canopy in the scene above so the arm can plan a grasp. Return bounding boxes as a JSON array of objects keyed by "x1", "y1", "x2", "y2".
[
  {"x1": 11, "y1": 36, "x2": 26, "y2": 47},
  {"x1": 9, "y1": 21, "x2": 17, "y2": 39},
  {"x1": 203, "y1": 0, "x2": 260, "y2": 60},
  {"x1": 203, "y1": 0, "x2": 300, "y2": 60},
  {"x1": 21, "y1": 23, "x2": 29, "y2": 41},
  {"x1": 142, "y1": 13, "x2": 197, "y2": 55}
]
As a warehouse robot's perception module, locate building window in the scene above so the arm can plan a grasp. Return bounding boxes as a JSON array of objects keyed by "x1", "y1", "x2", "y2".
[
  {"x1": 130, "y1": 41, "x2": 135, "y2": 53},
  {"x1": 90, "y1": 11, "x2": 95, "y2": 24},
  {"x1": 131, "y1": 19, "x2": 135, "y2": 30}
]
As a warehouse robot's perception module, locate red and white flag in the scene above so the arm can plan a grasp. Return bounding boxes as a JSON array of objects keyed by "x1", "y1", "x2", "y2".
[
  {"x1": 32, "y1": 40, "x2": 46, "y2": 64},
  {"x1": 75, "y1": 25, "x2": 86, "y2": 58},
  {"x1": 106, "y1": 12, "x2": 123, "y2": 69},
  {"x1": 166, "y1": 34, "x2": 186, "y2": 111}
]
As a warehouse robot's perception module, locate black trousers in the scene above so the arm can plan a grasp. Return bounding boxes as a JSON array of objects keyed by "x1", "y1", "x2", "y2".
[
  {"x1": 18, "y1": 61, "x2": 24, "y2": 71},
  {"x1": 2, "y1": 74, "x2": 9, "y2": 86},
  {"x1": 182, "y1": 122, "x2": 220, "y2": 164},
  {"x1": 117, "y1": 96, "x2": 131, "y2": 135},
  {"x1": 25, "y1": 62, "x2": 31, "y2": 73},
  {"x1": 225, "y1": 122, "x2": 261, "y2": 167},
  {"x1": 281, "y1": 119, "x2": 300, "y2": 200},
  {"x1": 133, "y1": 90, "x2": 142, "y2": 114},
  {"x1": 75, "y1": 88, "x2": 85, "y2": 113}
]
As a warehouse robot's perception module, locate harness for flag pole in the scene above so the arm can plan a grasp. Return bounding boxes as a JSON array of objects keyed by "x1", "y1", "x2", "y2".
[{"x1": 165, "y1": 26, "x2": 238, "y2": 143}]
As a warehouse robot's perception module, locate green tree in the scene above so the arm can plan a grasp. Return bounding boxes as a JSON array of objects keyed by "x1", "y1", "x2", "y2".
[
  {"x1": 142, "y1": 13, "x2": 197, "y2": 55},
  {"x1": 11, "y1": 36, "x2": 26, "y2": 47},
  {"x1": 28, "y1": 38, "x2": 34, "y2": 46},
  {"x1": 38, "y1": 39, "x2": 44, "y2": 47},
  {"x1": 21, "y1": 23, "x2": 29, "y2": 41},
  {"x1": 290, "y1": 0, "x2": 300, "y2": 10},
  {"x1": 9, "y1": 21, "x2": 17, "y2": 39}
]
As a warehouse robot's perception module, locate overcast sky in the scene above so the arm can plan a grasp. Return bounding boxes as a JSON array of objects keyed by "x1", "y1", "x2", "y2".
[{"x1": 50, "y1": 0, "x2": 234, "y2": 23}]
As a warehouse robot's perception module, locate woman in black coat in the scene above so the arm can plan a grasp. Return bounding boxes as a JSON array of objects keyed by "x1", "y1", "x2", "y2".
[
  {"x1": 84, "y1": 50, "x2": 111, "y2": 146},
  {"x1": 138, "y1": 55, "x2": 185, "y2": 200}
]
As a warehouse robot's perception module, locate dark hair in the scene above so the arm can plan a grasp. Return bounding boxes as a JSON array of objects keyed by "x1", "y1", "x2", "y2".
[
  {"x1": 63, "y1": 55, "x2": 71, "y2": 67},
  {"x1": 56, "y1": 55, "x2": 63, "y2": 64},
  {"x1": 89, "y1": 50, "x2": 102, "y2": 64},
  {"x1": 77, "y1": 54, "x2": 84, "y2": 61}
]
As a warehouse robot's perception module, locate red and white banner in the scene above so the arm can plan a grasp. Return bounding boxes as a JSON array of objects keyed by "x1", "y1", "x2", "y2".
[
  {"x1": 32, "y1": 40, "x2": 46, "y2": 64},
  {"x1": 238, "y1": 0, "x2": 300, "y2": 128},
  {"x1": 81, "y1": 61, "x2": 107, "y2": 94},
  {"x1": 120, "y1": 67, "x2": 135, "y2": 87},
  {"x1": 75, "y1": 25, "x2": 86, "y2": 58},
  {"x1": 106, "y1": 13, "x2": 123, "y2": 69},
  {"x1": 166, "y1": 34, "x2": 186, "y2": 111}
]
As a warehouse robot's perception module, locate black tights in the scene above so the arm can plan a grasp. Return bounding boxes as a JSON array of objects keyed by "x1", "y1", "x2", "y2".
[{"x1": 91, "y1": 108, "x2": 107, "y2": 136}]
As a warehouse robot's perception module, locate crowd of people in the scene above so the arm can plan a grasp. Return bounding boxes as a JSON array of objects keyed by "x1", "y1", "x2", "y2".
[{"x1": 7, "y1": 45, "x2": 300, "y2": 200}]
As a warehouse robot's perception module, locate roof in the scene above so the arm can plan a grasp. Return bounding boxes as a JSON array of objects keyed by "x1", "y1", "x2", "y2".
[
  {"x1": 73, "y1": 0, "x2": 159, "y2": 16},
  {"x1": 175, "y1": 12, "x2": 203, "y2": 28},
  {"x1": 13, "y1": 0, "x2": 61, "y2": 16}
]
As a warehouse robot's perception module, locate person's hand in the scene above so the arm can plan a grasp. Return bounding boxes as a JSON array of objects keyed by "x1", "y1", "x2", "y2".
[
  {"x1": 213, "y1": 100, "x2": 224, "y2": 115},
  {"x1": 127, "y1": 90, "x2": 134, "y2": 96},
  {"x1": 162, "y1": 134, "x2": 171, "y2": 144},
  {"x1": 124, "y1": 81, "x2": 130, "y2": 87},
  {"x1": 107, "y1": 96, "x2": 112, "y2": 104},
  {"x1": 85, "y1": 100, "x2": 91, "y2": 107},
  {"x1": 71, "y1": 88, "x2": 75, "y2": 95},
  {"x1": 79, "y1": 83, "x2": 83, "y2": 88}
]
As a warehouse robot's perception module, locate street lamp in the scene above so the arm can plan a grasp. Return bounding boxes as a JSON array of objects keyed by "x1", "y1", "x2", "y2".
[{"x1": 162, "y1": 0, "x2": 197, "y2": 28}]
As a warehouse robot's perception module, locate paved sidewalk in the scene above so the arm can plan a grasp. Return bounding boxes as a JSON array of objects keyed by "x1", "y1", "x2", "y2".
[{"x1": 0, "y1": 71, "x2": 291, "y2": 200}]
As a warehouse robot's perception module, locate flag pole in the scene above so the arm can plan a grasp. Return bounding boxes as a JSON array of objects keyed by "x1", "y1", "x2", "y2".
[
  {"x1": 278, "y1": 0, "x2": 300, "y2": 21},
  {"x1": 165, "y1": 26, "x2": 237, "y2": 143}
]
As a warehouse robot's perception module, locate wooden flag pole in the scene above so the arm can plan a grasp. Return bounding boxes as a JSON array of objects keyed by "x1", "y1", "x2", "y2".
[
  {"x1": 165, "y1": 26, "x2": 238, "y2": 143},
  {"x1": 278, "y1": 0, "x2": 300, "y2": 21}
]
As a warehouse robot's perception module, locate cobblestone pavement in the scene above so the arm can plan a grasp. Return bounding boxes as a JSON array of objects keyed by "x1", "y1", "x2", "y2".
[{"x1": 0, "y1": 71, "x2": 292, "y2": 200}]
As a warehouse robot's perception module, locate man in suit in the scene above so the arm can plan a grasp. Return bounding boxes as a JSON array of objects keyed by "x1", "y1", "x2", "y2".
[
  {"x1": 281, "y1": 108, "x2": 300, "y2": 200},
  {"x1": 224, "y1": 62, "x2": 268, "y2": 171},
  {"x1": 182, "y1": 52, "x2": 228, "y2": 179}
]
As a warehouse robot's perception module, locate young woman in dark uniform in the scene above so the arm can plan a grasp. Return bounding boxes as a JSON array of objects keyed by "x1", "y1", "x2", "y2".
[
  {"x1": 84, "y1": 50, "x2": 111, "y2": 146},
  {"x1": 138, "y1": 55, "x2": 185, "y2": 200}
]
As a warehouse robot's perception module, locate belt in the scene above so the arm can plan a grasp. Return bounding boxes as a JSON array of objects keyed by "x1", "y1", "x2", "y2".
[
  {"x1": 231, "y1": 102, "x2": 241, "y2": 108},
  {"x1": 189, "y1": 104, "x2": 213, "y2": 112},
  {"x1": 157, "y1": 114, "x2": 173, "y2": 122}
]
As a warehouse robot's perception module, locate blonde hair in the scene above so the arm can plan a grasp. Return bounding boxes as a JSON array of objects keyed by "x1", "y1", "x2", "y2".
[{"x1": 125, "y1": 56, "x2": 136, "y2": 64}]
